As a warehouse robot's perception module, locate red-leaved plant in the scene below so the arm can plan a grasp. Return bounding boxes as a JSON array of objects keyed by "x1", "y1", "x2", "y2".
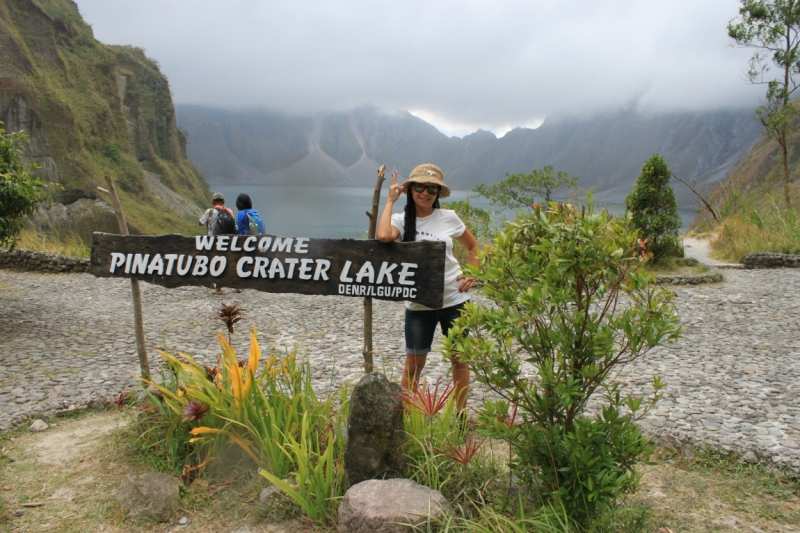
[{"x1": 400, "y1": 377, "x2": 454, "y2": 420}]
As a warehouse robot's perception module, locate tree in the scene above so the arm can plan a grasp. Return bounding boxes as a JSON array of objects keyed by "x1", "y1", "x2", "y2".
[
  {"x1": 729, "y1": 0, "x2": 800, "y2": 209},
  {"x1": 473, "y1": 165, "x2": 578, "y2": 209},
  {"x1": 0, "y1": 124, "x2": 50, "y2": 249},
  {"x1": 445, "y1": 203, "x2": 680, "y2": 527},
  {"x1": 625, "y1": 154, "x2": 682, "y2": 261}
]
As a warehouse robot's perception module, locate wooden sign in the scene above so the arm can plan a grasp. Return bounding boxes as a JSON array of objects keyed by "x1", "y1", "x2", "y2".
[{"x1": 91, "y1": 233, "x2": 446, "y2": 308}]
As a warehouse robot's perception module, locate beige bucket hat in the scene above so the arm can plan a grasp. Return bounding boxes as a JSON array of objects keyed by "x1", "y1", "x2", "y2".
[{"x1": 406, "y1": 164, "x2": 451, "y2": 199}]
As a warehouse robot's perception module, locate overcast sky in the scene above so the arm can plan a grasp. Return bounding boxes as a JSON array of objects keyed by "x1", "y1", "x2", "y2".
[{"x1": 77, "y1": 0, "x2": 763, "y2": 137}]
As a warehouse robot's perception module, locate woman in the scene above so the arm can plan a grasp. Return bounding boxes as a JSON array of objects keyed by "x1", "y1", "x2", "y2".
[
  {"x1": 376, "y1": 164, "x2": 479, "y2": 413},
  {"x1": 235, "y1": 193, "x2": 265, "y2": 236}
]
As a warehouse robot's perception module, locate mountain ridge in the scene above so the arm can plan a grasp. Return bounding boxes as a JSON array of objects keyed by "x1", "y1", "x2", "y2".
[{"x1": 178, "y1": 105, "x2": 762, "y2": 206}]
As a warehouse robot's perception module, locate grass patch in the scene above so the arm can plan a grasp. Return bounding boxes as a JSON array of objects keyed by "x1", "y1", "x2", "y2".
[
  {"x1": 629, "y1": 447, "x2": 800, "y2": 532},
  {"x1": 14, "y1": 228, "x2": 90, "y2": 258},
  {"x1": 644, "y1": 258, "x2": 710, "y2": 276},
  {"x1": 116, "y1": 186, "x2": 201, "y2": 237},
  {"x1": 712, "y1": 200, "x2": 800, "y2": 262}
]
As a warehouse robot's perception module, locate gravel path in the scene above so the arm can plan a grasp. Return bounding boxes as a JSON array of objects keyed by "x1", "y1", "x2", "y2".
[
  {"x1": 0, "y1": 267, "x2": 798, "y2": 469},
  {"x1": 682, "y1": 236, "x2": 734, "y2": 267}
]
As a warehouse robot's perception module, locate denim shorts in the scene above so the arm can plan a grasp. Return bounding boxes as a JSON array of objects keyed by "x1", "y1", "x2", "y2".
[{"x1": 404, "y1": 302, "x2": 468, "y2": 355}]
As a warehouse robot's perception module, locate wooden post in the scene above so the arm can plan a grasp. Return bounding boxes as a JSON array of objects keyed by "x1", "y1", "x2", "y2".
[
  {"x1": 100, "y1": 176, "x2": 151, "y2": 380},
  {"x1": 363, "y1": 165, "x2": 387, "y2": 373}
]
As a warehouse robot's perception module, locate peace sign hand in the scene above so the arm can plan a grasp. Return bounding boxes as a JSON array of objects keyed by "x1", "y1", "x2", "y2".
[{"x1": 387, "y1": 170, "x2": 405, "y2": 202}]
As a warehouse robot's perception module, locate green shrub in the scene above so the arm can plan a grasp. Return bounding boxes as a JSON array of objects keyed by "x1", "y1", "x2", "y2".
[
  {"x1": 625, "y1": 154, "x2": 683, "y2": 262},
  {"x1": 131, "y1": 367, "x2": 197, "y2": 475},
  {"x1": 0, "y1": 125, "x2": 51, "y2": 249},
  {"x1": 104, "y1": 144, "x2": 121, "y2": 164},
  {"x1": 446, "y1": 203, "x2": 681, "y2": 528}
]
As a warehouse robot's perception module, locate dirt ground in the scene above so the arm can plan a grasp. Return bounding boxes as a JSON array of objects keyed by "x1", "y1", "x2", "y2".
[
  {"x1": 1, "y1": 411, "x2": 799, "y2": 532},
  {"x1": 0, "y1": 412, "x2": 310, "y2": 533},
  {"x1": 630, "y1": 456, "x2": 800, "y2": 533}
]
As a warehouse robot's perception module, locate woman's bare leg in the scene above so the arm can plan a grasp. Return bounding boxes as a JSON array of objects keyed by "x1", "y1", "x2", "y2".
[
  {"x1": 452, "y1": 360, "x2": 470, "y2": 412},
  {"x1": 401, "y1": 354, "x2": 428, "y2": 392}
]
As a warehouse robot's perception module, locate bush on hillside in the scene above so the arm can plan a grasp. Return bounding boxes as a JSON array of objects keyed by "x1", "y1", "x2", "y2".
[
  {"x1": 445, "y1": 203, "x2": 681, "y2": 528},
  {"x1": 625, "y1": 154, "x2": 683, "y2": 262},
  {"x1": 0, "y1": 124, "x2": 51, "y2": 249}
]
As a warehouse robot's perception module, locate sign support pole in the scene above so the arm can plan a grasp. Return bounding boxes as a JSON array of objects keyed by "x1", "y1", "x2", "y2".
[
  {"x1": 363, "y1": 165, "x2": 386, "y2": 374},
  {"x1": 99, "y1": 175, "x2": 151, "y2": 380}
]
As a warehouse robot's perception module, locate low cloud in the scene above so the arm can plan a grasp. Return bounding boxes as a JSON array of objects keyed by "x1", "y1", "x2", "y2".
[{"x1": 78, "y1": 0, "x2": 764, "y2": 135}]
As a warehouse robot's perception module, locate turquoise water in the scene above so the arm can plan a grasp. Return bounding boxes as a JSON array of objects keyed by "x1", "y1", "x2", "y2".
[{"x1": 209, "y1": 184, "x2": 696, "y2": 239}]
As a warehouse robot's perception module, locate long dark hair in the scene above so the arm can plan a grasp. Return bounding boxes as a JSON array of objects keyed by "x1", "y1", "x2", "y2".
[
  {"x1": 235, "y1": 193, "x2": 253, "y2": 211},
  {"x1": 402, "y1": 189, "x2": 440, "y2": 242}
]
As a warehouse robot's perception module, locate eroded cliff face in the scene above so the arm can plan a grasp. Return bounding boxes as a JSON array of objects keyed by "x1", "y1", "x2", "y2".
[{"x1": 0, "y1": 0, "x2": 209, "y2": 240}]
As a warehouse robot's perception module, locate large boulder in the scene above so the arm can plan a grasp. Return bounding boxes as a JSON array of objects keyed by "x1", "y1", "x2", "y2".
[
  {"x1": 344, "y1": 372, "x2": 405, "y2": 488},
  {"x1": 338, "y1": 479, "x2": 451, "y2": 533},
  {"x1": 115, "y1": 472, "x2": 180, "y2": 523},
  {"x1": 30, "y1": 198, "x2": 119, "y2": 243}
]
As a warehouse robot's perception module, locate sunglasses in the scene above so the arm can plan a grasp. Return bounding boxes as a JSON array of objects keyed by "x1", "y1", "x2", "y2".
[{"x1": 411, "y1": 184, "x2": 441, "y2": 195}]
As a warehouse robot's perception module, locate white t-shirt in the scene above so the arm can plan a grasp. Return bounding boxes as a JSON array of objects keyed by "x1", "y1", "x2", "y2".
[
  {"x1": 199, "y1": 208, "x2": 219, "y2": 236},
  {"x1": 390, "y1": 209, "x2": 468, "y2": 311},
  {"x1": 199, "y1": 206, "x2": 234, "y2": 236}
]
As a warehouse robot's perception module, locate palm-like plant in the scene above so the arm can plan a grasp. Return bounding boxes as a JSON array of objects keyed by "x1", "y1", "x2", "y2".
[
  {"x1": 181, "y1": 400, "x2": 210, "y2": 425},
  {"x1": 439, "y1": 435, "x2": 486, "y2": 466},
  {"x1": 213, "y1": 302, "x2": 246, "y2": 343},
  {"x1": 439, "y1": 435, "x2": 486, "y2": 489},
  {"x1": 399, "y1": 378, "x2": 457, "y2": 482},
  {"x1": 401, "y1": 377, "x2": 454, "y2": 420}
]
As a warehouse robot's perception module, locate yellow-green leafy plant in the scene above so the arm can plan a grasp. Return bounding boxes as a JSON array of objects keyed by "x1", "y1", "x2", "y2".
[
  {"x1": 140, "y1": 329, "x2": 345, "y2": 483},
  {"x1": 258, "y1": 410, "x2": 346, "y2": 525}
]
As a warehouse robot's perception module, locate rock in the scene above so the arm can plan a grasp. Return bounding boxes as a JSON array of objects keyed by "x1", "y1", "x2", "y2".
[
  {"x1": 88, "y1": 399, "x2": 105, "y2": 411},
  {"x1": 30, "y1": 198, "x2": 119, "y2": 245},
  {"x1": 344, "y1": 372, "x2": 405, "y2": 488},
  {"x1": 115, "y1": 472, "x2": 181, "y2": 523},
  {"x1": 743, "y1": 252, "x2": 800, "y2": 269},
  {"x1": 29, "y1": 419, "x2": 48, "y2": 432},
  {"x1": 178, "y1": 516, "x2": 189, "y2": 525},
  {"x1": 13, "y1": 509, "x2": 24, "y2": 517},
  {"x1": 258, "y1": 480, "x2": 300, "y2": 519},
  {"x1": 259, "y1": 485, "x2": 281, "y2": 505},
  {"x1": 338, "y1": 479, "x2": 451, "y2": 533},
  {"x1": 743, "y1": 450, "x2": 759, "y2": 464}
]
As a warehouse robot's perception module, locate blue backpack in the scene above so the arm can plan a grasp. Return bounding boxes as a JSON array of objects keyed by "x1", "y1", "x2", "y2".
[{"x1": 245, "y1": 211, "x2": 265, "y2": 235}]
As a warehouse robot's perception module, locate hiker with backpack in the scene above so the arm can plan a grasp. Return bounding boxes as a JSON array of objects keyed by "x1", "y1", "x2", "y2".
[
  {"x1": 198, "y1": 192, "x2": 239, "y2": 295},
  {"x1": 235, "y1": 193, "x2": 265, "y2": 236},
  {"x1": 199, "y1": 192, "x2": 238, "y2": 236}
]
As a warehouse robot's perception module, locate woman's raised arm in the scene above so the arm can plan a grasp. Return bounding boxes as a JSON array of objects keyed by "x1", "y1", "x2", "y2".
[{"x1": 376, "y1": 170, "x2": 404, "y2": 242}]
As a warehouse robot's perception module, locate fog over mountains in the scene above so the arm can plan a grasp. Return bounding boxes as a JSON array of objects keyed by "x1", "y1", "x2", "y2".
[{"x1": 176, "y1": 105, "x2": 763, "y2": 206}]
